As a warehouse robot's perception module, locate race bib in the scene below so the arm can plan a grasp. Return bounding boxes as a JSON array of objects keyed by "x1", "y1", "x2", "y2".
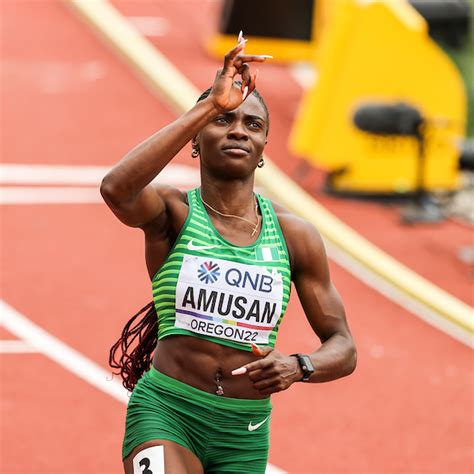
[{"x1": 175, "y1": 255, "x2": 283, "y2": 344}]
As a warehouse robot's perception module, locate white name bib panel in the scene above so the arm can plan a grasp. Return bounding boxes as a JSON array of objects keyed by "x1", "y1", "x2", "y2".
[{"x1": 175, "y1": 255, "x2": 283, "y2": 345}]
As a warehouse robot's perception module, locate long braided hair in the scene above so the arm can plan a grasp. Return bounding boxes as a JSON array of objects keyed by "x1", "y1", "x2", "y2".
[
  {"x1": 109, "y1": 302, "x2": 157, "y2": 392},
  {"x1": 109, "y1": 84, "x2": 269, "y2": 391}
]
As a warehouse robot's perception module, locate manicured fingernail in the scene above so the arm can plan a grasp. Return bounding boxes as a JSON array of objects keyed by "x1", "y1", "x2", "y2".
[
  {"x1": 232, "y1": 367, "x2": 247, "y2": 376},
  {"x1": 251, "y1": 342, "x2": 263, "y2": 356},
  {"x1": 261, "y1": 55, "x2": 273, "y2": 59},
  {"x1": 238, "y1": 39, "x2": 248, "y2": 47},
  {"x1": 242, "y1": 85, "x2": 249, "y2": 101},
  {"x1": 238, "y1": 30, "x2": 243, "y2": 43}
]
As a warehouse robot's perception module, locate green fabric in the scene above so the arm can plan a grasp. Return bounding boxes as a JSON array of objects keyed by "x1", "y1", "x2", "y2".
[
  {"x1": 152, "y1": 188, "x2": 292, "y2": 351},
  {"x1": 122, "y1": 368, "x2": 272, "y2": 473}
]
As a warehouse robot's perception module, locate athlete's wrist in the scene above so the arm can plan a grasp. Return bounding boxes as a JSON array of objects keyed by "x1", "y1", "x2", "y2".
[
  {"x1": 289, "y1": 355, "x2": 304, "y2": 383},
  {"x1": 196, "y1": 96, "x2": 222, "y2": 120},
  {"x1": 290, "y1": 353, "x2": 315, "y2": 382}
]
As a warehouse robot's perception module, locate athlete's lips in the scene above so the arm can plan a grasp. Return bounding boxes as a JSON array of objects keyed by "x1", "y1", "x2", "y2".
[{"x1": 221, "y1": 143, "x2": 250, "y2": 154}]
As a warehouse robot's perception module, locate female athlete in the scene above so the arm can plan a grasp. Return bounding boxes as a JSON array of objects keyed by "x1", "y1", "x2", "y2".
[{"x1": 101, "y1": 34, "x2": 357, "y2": 474}]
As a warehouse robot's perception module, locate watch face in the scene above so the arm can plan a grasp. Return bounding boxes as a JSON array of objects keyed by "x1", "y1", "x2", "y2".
[
  {"x1": 300, "y1": 355, "x2": 314, "y2": 373},
  {"x1": 291, "y1": 354, "x2": 314, "y2": 381}
]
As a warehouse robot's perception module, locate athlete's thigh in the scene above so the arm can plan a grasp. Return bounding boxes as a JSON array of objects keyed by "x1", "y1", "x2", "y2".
[{"x1": 123, "y1": 439, "x2": 204, "y2": 474}]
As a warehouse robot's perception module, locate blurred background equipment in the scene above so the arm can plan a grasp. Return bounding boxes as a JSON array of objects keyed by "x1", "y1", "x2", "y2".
[
  {"x1": 459, "y1": 139, "x2": 474, "y2": 171},
  {"x1": 206, "y1": 0, "x2": 333, "y2": 62},
  {"x1": 408, "y1": 0, "x2": 471, "y2": 49},
  {"x1": 353, "y1": 102, "x2": 444, "y2": 223},
  {"x1": 353, "y1": 102, "x2": 424, "y2": 137},
  {"x1": 290, "y1": 0, "x2": 469, "y2": 196}
]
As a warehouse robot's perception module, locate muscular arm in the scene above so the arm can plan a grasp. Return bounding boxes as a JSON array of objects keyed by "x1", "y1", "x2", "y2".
[
  {"x1": 233, "y1": 213, "x2": 356, "y2": 395},
  {"x1": 100, "y1": 40, "x2": 266, "y2": 230},
  {"x1": 100, "y1": 98, "x2": 218, "y2": 228},
  {"x1": 289, "y1": 217, "x2": 357, "y2": 383}
]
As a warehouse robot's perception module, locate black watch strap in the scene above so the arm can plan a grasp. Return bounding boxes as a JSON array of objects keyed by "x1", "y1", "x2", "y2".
[{"x1": 291, "y1": 353, "x2": 315, "y2": 382}]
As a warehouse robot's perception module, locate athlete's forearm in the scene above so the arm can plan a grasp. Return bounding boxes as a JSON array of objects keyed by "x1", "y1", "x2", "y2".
[
  {"x1": 101, "y1": 98, "x2": 219, "y2": 202},
  {"x1": 305, "y1": 333, "x2": 357, "y2": 383}
]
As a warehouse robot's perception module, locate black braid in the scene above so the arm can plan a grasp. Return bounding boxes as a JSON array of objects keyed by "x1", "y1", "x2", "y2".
[{"x1": 109, "y1": 302, "x2": 157, "y2": 392}]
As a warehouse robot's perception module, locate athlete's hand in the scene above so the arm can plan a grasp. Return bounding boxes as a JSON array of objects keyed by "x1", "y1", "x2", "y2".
[
  {"x1": 231, "y1": 343, "x2": 302, "y2": 396},
  {"x1": 208, "y1": 32, "x2": 272, "y2": 113}
]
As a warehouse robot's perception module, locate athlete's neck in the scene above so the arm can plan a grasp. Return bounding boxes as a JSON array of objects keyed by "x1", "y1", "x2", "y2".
[{"x1": 200, "y1": 177, "x2": 256, "y2": 217}]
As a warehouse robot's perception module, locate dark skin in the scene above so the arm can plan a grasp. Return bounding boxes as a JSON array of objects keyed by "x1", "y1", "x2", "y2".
[{"x1": 101, "y1": 39, "x2": 356, "y2": 474}]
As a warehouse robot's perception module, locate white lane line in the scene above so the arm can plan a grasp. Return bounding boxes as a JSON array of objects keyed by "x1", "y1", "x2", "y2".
[
  {"x1": 127, "y1": 16, "x2": 169, "y2": 37},
  {"x1": 326, "y1": 242, "x2": 474, "y2": 348},
  {"x1": 265, "y1": 464, "x2": 287, "y2": 474},
  {"x1": 1, "y1": 163, "x2": 470, "y2": 345},
  {"x1": 0, "y1": 339, "x2": 39, "y2": 353},
  {"x1": 0, "y1": 163, "x2": 201, "y2": 204},
  {"x1": 0, "y1": 299, "x2": 286, "y2": 473},
  {"x1": 0, "y1": 299, "x2": 129, "y2": 403},
  {"x1": 0, "y1": 187, "x2": 103, "y2": 204},
  {"x1": 0, "y1": 163, "x2": 199, "y2": 186}
]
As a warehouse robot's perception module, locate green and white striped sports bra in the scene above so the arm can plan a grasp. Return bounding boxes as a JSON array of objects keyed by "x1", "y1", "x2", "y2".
[{"x1": 152, "y1": 188, "x2": 292, "y2": 352}]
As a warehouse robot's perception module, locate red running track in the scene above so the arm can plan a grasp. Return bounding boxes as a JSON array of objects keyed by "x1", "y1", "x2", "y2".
[{"x1": 1, "y1": 2, "x2": 472, "y2": 473}]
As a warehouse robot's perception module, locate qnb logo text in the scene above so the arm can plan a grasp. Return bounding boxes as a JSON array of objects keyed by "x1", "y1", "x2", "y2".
[{"x1": 225, "y1": 268, "x2": 274, "y2": 293}]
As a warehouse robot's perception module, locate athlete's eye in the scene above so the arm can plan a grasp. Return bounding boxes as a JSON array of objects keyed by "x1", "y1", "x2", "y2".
[
  {"x1": 248, "y1": 121, "x2": 262, "y2": 129},
  {"x1": 215, "y1": 116, "x2": 228, "y2": 124}
]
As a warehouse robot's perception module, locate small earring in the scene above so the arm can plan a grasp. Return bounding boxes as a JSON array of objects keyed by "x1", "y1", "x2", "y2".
[
  {"x1": 257, "y1": 157, "x2": 265, "y2": 168},
  {"x1": 191, "y1": 146, "x2": 200, "y2": 158}
]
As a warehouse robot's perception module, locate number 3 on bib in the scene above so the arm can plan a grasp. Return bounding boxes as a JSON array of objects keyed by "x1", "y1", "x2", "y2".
[{"x1": 132, "y1": 446, "x2": 165, "y2": 474}]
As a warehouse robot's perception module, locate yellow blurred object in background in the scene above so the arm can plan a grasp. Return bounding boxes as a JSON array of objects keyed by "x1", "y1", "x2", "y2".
[
  {"x1": 290, "y1": 0, "x2": 467, "y2": 194},
  {"x1": 206, "y1": 0, "x2": 333, "y2": 63}
]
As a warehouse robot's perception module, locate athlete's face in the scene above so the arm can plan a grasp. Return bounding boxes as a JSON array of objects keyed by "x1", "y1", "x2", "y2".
[{"x1": 196, "y1": 93, "x2": 268, "y2": 178}]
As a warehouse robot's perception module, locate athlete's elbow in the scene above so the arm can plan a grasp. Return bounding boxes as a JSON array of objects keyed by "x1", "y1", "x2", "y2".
[
  {"x1": 344, "y1": 344, "x2": 357, "y2": 376},
  {"x1": 100, "y1": 174, "x2": 127, "y2": 207}
]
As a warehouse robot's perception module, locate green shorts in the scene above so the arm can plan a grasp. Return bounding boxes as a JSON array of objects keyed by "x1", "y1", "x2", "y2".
[{"x1": 123, "y1": 368, "x2": 272, "y2": 473}]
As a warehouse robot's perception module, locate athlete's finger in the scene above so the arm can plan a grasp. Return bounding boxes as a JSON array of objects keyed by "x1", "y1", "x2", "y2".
[
  {"x1": 251, "y1": 342, "x2": 264, "y2": 356},
  {"x1": 241, "y1": 357, "x2": 273, "y2": 375},
  {"x1": 251, "y1": 343, "x2": 273, "y2": 357},
  {"x1": 247, "y1": 365, "x2": 278, "y2": 383},
  {"x1": 231, "y1": 366, "x2": 247, "y2": 376},
  {"x1": 231, "y1": 360, "x2": 262, "y2": 376},
  {"x1": 231, "y1": 357, "x2": 269, "y2": 376},
  {"x1": 231, "y1": 345, "x2": 273, "y2": 375},
  {"x1": 253, "y1": 376, "x2": 280, "y2": 391},
  {"x1": 234, "y1": 54, "x2": 273, "y2": 68},
  {"x1": 242, "y1": 85, "x2": 249, "y2": 101},
  {"x1": 239, "y1": 63, "x2": 251, "y2": 90},
  {"x1": 247, "y1": 368, "x2": 263, "y2": 382},
  {"x1": 223, "y1": 41, "x2": 248, "y2": 70},
  {"x1": 248, "y1": 69, "x2": 258, "y2": 95}
]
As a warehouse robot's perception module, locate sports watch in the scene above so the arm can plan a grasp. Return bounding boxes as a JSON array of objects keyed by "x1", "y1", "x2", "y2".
[{"x1": 291, "y1": 353, "x2": 315, "y2": 382}]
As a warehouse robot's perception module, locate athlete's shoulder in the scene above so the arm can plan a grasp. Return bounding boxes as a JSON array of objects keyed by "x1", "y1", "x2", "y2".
[
  {"x1": 268, "y1": 199, "x2": 326, "y2": 272},
  {"x1": 269, "y1": 199, "x2": 320, "y2": 238}
]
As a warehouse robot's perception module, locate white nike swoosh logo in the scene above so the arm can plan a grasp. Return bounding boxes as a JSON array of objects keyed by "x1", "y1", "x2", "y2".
[
  {"x1": 248, "y1": 416, "x2": 269, "y2": 432},
  {"x1": 187, "y1": 240, "x2": 217, "y2": 251}
]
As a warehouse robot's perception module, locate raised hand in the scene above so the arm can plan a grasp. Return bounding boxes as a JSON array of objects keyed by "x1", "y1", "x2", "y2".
[
  {"x1": 232, "y1": 343, "x2": 302, "y2": 396},
  {"x1": 208, "y1": 32, "x2": 272, "y2": 113}
]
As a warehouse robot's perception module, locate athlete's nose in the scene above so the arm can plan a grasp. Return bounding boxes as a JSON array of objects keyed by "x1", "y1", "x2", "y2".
[{"x1": 227, "y1": 120, "x2": 249, "y2": 140}]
